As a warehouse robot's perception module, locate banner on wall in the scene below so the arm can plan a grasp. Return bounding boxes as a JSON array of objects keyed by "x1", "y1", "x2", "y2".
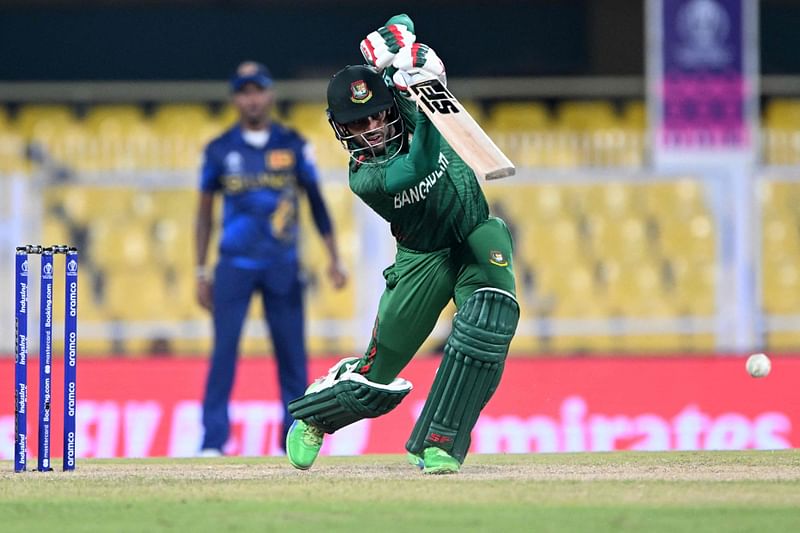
[
  {"x1": 1, "y1": 356, "x2": 797, "y2": 460},
  {"x1": 648, "y1": 0, "x2": 759, "y2": 158}
]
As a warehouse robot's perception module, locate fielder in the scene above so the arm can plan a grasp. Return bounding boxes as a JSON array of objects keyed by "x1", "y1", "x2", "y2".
[
  {"x1": 196, "y1": 61, "x2": 347, "y2": 455},
  {"x1": 286, "y1": 15, "x2": 519, "y2": 474}
]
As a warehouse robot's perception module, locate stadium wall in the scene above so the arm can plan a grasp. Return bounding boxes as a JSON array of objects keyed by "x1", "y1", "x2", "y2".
[{"x1": 1, "y1": 356, "x2": 797, "y2": 459}]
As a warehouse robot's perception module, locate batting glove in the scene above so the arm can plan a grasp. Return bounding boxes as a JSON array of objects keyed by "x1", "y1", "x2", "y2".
[
  {"x1": 391, "y1": 43, "x2": 447, "y2": 91},
  {"x1": 360, "y1": 22, "x2": 416, "y2": 70}
]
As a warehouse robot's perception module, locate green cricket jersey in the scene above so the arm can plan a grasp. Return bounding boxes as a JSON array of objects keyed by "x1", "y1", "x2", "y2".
[{"x1": 348, "y1": 90, "x2": 489, "y2": 252}]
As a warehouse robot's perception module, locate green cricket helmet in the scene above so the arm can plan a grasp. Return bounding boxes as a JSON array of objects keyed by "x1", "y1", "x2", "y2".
[{"x1": 326, "y1": 65, "x2": 404, "y2": 163}]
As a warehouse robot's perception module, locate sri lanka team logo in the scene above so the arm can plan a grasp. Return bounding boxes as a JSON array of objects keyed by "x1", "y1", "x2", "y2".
[
  {"x1": 350, "y1": 80, "x2": 373, "y2": 103},
  {"x1": 266, "y1": 149, "x2": 295, "y2": 170},
  {"x1": 489, "y1": 250, "x2": 508, "y2": 267}
]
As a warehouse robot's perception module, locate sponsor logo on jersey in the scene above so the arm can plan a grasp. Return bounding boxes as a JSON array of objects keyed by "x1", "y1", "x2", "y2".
[
  {"x1": 222, "y1": 172, "x2": 295, "y2": 193},
  {"x1": 489, "y1": 251, "x2": 508, "y2": 267},
  {"x1": 266, "y1": 149, "x2": 295, "y2": 170},
  {"x1": 350, "y1": 80, "x2": 373, "y2": 103},
  {"x1": 394, "y1": 152, "x2": 449, "y2": 208}
]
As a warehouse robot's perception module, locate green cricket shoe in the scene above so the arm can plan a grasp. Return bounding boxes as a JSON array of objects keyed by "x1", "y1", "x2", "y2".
[
  {"x1": 422, "y1": 447, "x2": 460, "y2": 475},
  {"x1": 286, "y1": 420, "x2": 324, "y2": 470}
]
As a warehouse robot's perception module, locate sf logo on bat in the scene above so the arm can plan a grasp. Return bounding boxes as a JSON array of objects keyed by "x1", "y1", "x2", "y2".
[{"x1": 411, "y1": 81, "x2": 460, "y2": 115}]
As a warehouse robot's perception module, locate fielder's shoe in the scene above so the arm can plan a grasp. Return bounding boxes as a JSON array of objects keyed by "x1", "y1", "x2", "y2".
[
  {"x1": 422, "y1": 447, "x2": 460, "y2": 475},
  {"x1": 286, "y1": 420, "x2": 324, "y2": 470},
  {"x1": 198, "y1": 448, "x2": 223, "y2": 458},
  {"x1": 407, "y1": 451, "x2": 425, "y2": 470}
]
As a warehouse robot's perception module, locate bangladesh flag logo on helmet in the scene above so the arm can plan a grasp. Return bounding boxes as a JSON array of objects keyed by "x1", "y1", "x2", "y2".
[{"x1": 350, "y1": 80, "x2": 373, "y2": 103}]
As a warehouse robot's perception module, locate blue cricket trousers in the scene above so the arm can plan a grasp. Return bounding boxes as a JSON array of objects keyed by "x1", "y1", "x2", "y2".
[{"x1": 201, "y1": 258, "x2": 308, "y2": 452}]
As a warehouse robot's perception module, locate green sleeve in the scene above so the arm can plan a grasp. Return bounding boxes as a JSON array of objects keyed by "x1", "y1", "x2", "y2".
[{"x1": 384, "y1": 112, "x2": 441, "y2": 194}]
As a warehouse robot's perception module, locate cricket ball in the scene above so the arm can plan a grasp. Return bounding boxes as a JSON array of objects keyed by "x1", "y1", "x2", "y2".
[{"x1": 746, "y1": 353, "x2": 771, "y2": 378}]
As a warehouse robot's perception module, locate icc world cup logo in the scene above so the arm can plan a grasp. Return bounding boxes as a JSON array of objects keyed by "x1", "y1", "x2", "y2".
[{"x1": 67, "y1": 260, "x2": 78, "y2": 274}]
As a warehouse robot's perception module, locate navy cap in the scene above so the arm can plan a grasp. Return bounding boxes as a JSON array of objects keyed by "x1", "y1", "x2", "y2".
[{"x1": 231, "y1": 61, "x2": 273, "y2": 92}]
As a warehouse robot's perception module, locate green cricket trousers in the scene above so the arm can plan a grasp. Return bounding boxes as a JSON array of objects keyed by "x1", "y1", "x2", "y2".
[{"x1": 359, "y1": 216, "x2": 517, "y2": 384}]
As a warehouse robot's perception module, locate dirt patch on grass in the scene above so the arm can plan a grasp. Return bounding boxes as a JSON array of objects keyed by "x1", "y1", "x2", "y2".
[{"x1": 4, "y1": 453, "x2": 799, "y2": 483}]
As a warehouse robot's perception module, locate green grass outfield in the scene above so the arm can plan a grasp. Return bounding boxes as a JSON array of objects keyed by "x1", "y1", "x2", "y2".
[{"x1": 1, "y1": 451, "x2": 799, "y2": 532}]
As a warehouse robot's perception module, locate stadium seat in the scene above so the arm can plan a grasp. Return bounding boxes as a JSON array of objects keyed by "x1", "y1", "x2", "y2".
[
  {"x1": 622, "y1": 100, "x2": 646, "y2": 130},
  {"x1": 89, "y1": 217, "x2": 153, "y2": 270},
  {"x1": 764, "y1": 99, "x2": 800, "y2": 130},
  {"x1": 762, "y1": 215, "x2": 800, "y2": 262},
  {"x1": 14, "y1": 104, "x2": 76, "y2": 138},
  {"x1": 285, "y1": 102, "x2": 346, "y2": 169},
  {"x1": 151, "y1": 103, "x2": 213, "y2": 130},
  {"x1": 645, "y1": 179, "x2": 702, "y2": 217},
  {"x1": 84, "y1": 105, "x2": 145, "y2": 134},
  {"x1": 556, "y1": 100, "x2": 619, "y2": 130},
  {"x1": 0, "y1": 130, "x2": 27, "y2": 173},
  {"x1": 657, "y1": 212, "x2": 716, "y2": 263},
  {"x1": 216, "y1": 104, "x2": 239, "y2": 128},
  {"x1": 762, "y1": 260, "x2": 800, "y2": 314},
  {"x1": 578, "y1": 182, "x2": 642, "y2": 219},
  {"x1": 586, "y1": 214, "x2": 652, "y2": 264},
  {"x1": 667, "y1": 257, "x2": 717, "y2": 315},
  {"x1": 487, "y1": 101, "x2": 550, "y2": 131},
  {"x1": 524, "y1": 215, "x2": 586, "y2": 271},
  {"x1": 102, "y1": 266, "x2": 171, "y2": 321}
]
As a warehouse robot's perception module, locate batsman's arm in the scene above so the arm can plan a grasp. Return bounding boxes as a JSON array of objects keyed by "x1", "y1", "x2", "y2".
[{"x1": 384, "y1": 112, "x2": 441, "y2": 194}]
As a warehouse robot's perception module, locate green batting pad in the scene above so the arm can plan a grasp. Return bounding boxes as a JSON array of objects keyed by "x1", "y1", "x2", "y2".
[
  {"x1": 288, "y1": 373, "x2": 412, "y2": 434},
  {"x1": 406, "y1": 289, "x2": 519, "y2": 463}
]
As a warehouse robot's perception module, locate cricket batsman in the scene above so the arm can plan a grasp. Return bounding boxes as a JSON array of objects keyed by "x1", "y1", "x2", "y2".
[{"x1": 286, "y1": 14, "x2": 519, "y2": 474}]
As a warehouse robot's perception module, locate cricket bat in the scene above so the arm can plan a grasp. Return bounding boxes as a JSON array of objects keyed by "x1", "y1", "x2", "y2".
[{"x1": 407, "y1": 79, "x2": 515, "y2": 180}]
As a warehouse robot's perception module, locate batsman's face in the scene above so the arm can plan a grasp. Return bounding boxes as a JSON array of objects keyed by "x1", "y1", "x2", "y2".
[
  {"x1": 234, "y1": 83, "x2": 274, "y2": 128},
  {"x1": 345, "y1": 110, "x2": 393, "y2": 150}
]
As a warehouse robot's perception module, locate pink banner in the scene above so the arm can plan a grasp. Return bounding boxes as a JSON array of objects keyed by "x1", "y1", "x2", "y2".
[{"x1": 2, "y1": 356, "x2": 798, "y2": 460}]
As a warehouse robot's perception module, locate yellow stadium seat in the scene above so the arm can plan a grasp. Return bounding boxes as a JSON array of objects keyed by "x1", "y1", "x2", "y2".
[
  {"x1": 548, "y1": 263, "x2": 609, "y2": 318},
  {"x1": 89, "y1": 217, "x2": 153, "y2": 270},
  {"x1": 285, "y1": 102, "x2": 346, "y2": 169},
  {"x1": 557, "y1": 100, "x2": 619, "y2": 130},
  {"x1": 528, "y1": 184, "x2": 570, "y2": 223},
  {"x1": 644, "y1": 179, "x2": 708, "y2": 220},
  {"x1": 84, "y1": 105, "x2": 145, "y2": 134},
  {"x1": 600, "y1": 259, "x2": 677, "y2": 317},
  {"x1": 760, "y1": 180, "x2": 800, "y2": 215},
  {"x1": 487, "y1": 101, "x2": 550, "y2": 130},
  {"x1": 524, "y1": 215, "x2": 587, "y2": 270},
  {"x1": 766, "y1": 330, "x2": 800, "y2": 351},
  {"x1": 762, "y1": 215, "x2": 800, "y2": 262},
  {"x1": 765, "y1": 99, "x2": 800, "y2": 130},
  {"x1": 460, "y1": 100, "x2": 485, "y2": 126},
  {"x1": 15, "y1": 104, "x2": 76, "y2": 138},
  {"x1": 622, "y1": 100, "x2": 646, "y2": 130},
  {"x1": 285, "y1": 102, "x2": 329, "y2": 130},
  {"x1": 587, "y1": 214, "x2": 653, "y2": 264},
  {"x1": 578, "y1": 182, "x2": 643, "y2": 218},
  {"x1": 0, "y1": 130, "x2": 27, "y2": 173},
  {"x1": 657, "y1": 212, "x2": 716, "y2": 263},
  {"x1": 668, "y1": 258, "x2": 717, "y2": 315},
  {"x1": 102, "y1": 267, "x2": 171, "y2": 321},
  {"x1": 151, "y1": 103, "x2": 212, "y2": 129},
  {"x1": 42, "y1": 216, "x2": 72, "y2": 246},
  {"x1": 216, "y1": 104, "x2": 240, "y2": 128},
  {"x1": 618, "y1": 330, "x2": 687, "y2": 353},
  {"x1": 762, "y1": 261, "x2": 800, "y2": 314}
]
